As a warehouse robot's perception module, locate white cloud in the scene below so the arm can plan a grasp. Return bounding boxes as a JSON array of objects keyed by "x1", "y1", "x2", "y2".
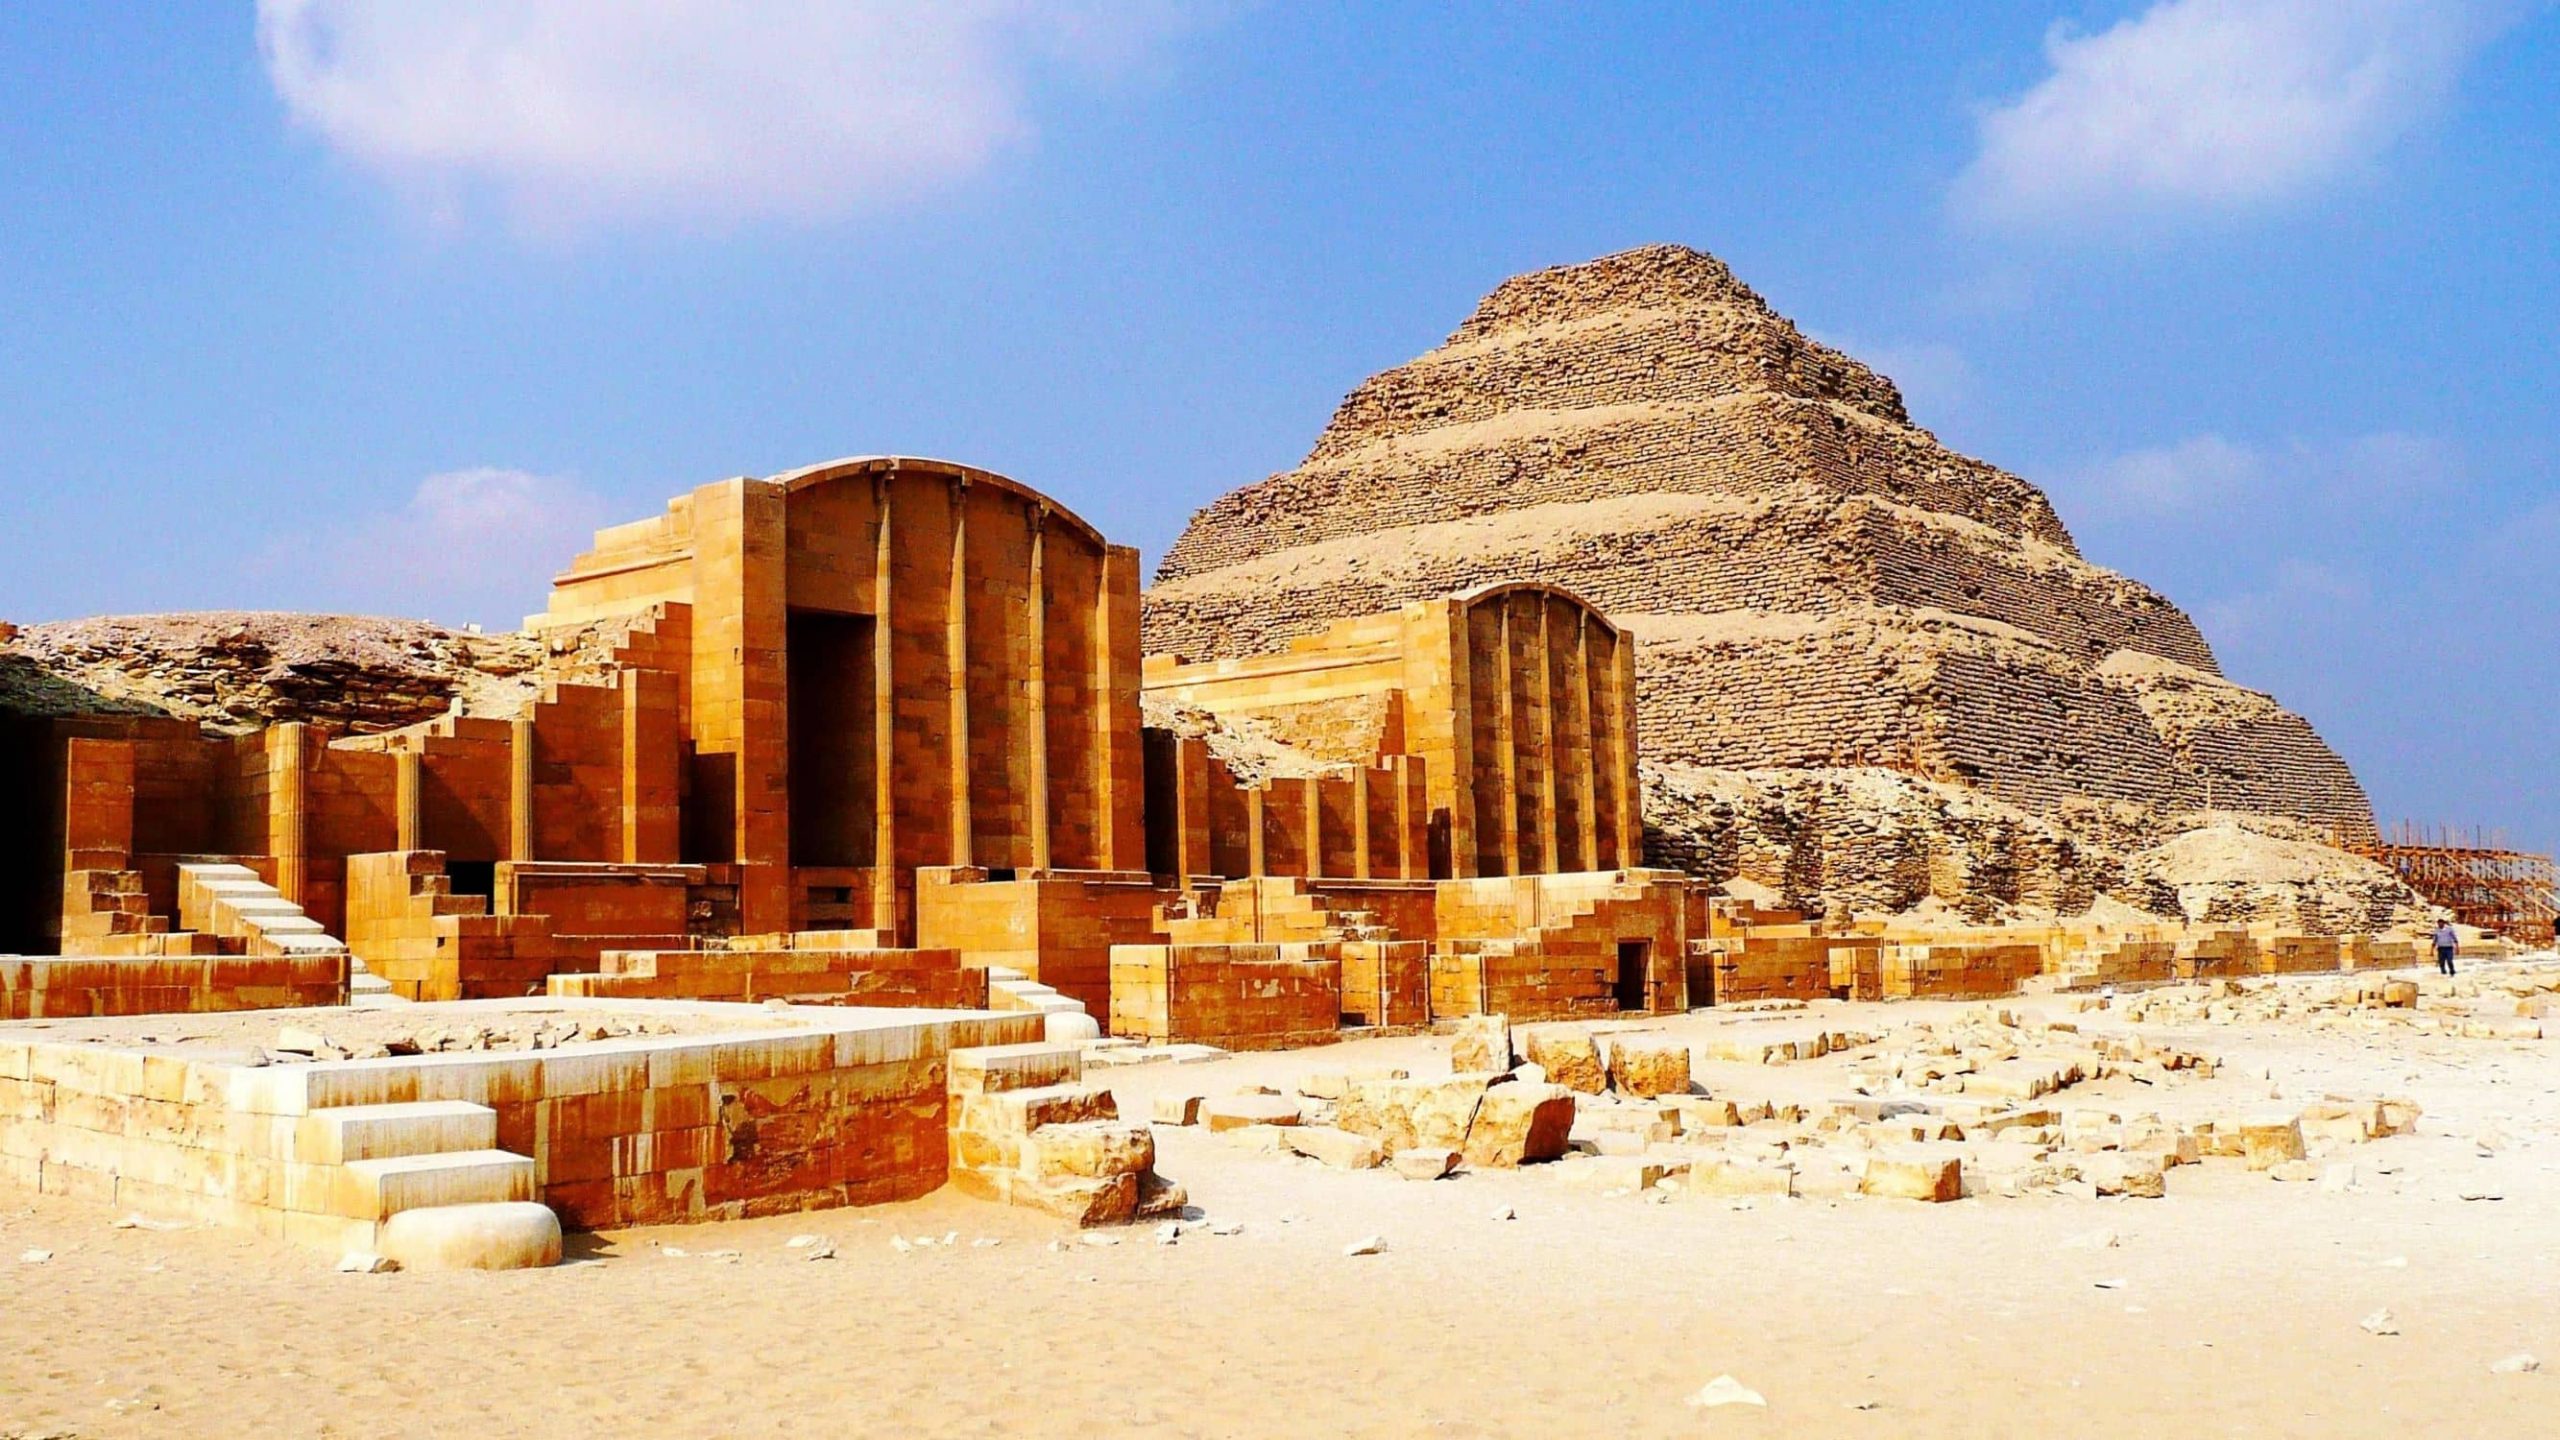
[
  {"x1": 256, "y1": 0, "x2": 1200, "y2": 234},
  {"x1": 1953, "y1": 0, "x2": 2516, "y2": 232},
  {"x1": 2197, "y1": 556, "x2": 2368, "y2": 643},
  {"x1": 2079, "y1": 432, "x2": 2268, "y2": 515},
  {"x1": 273, "y1": 468, "x2": 613, "y2": 628},
  {"x1": 2070, "y1": 430, "x2": 2464, "y2": 519}
]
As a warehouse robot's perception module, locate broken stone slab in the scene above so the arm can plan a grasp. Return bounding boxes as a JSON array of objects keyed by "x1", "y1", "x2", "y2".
[
  {"x1": 1461, "y1": 1082, "x2": 1576, "y2": 1168},
  {"x1": 1860, "y1": 1149, "x2": 1963, "y2": 1202},
  {"x1": 1337, "y1": 1075, "x2": 1491, "y2": 1152},
  {"x1": 1449, "y1": 1014, "x2": 1513, "y2": 1074},
  {"x1": 2241, "y1": 1114, "x2": 2308, "y2": 1171},
  {"x1": 1390, "y1": 1147, "x2": 1461, "y2": 1181},
  {"x1": 1686, "y1": 1158, "x2": 1795, "y2": 1199},
  {"x1": 1150, "y1": 1093, "x2": 1204, "y2": 1126},
  {"x1": 1518, "y1": 1027, "x2": 1605, "y2": 1094},
  {"x1": 1605, "y1": 1034, "x2": 1693, "y2": 1098},
  {"x1": 2084, "y1": 1152, "x2": 2168, "y2": 1199},
  {"x1": 1202, "y1": 1095, "x2": 1304, "y2": 1133},
  {"x1": 1284, "y1": 1125, "x2": 1384, "y2": 1170}
]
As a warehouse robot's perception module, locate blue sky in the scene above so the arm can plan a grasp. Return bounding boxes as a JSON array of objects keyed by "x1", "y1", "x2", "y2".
[{"x1": 2, "y1": 2, "x2": 2553, "y2": 851}]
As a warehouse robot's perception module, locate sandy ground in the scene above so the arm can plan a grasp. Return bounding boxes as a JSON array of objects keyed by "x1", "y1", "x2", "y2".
[{"x1": 4, "y1": 967, "x2": 2557, "y2": 1439}]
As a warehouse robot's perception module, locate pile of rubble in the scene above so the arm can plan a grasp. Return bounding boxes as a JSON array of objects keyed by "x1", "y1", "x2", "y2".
[
  {"x1": 0, "y1": 611, "x2": 544, "y2": 733},
  {"x1": 2112, "y1": 963, "x2": 2560, "y2": 1041},
  {"x1": 1157, "y1": 1005, "x2": 2431, "y2": 1206}
]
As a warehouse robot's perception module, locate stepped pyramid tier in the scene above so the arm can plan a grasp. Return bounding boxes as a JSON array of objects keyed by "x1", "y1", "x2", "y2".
[{"x1": 1146, "y1": 245, "x2": 2377, "y2": 843}]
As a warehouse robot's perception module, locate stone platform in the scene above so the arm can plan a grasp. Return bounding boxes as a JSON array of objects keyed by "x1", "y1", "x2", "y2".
[{"x1": 0, "y1": 997, "x2": 1039, "y2": 1256}]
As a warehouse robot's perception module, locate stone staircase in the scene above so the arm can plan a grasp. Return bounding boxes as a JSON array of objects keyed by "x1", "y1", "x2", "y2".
[
  {"x1": 292, "y1": 1098, "x2": 554, "y2": 1267},
  {"x1": 1163, "y1": 877, "x2": 1396, "y2": 946},
  {"x1": 178, "y1": 862, "x2": 392, "y2": 999},
  {"x1": 984, "y1": 966, "x2": 1101, "y2": 1042},
  {"x1": 344, "y1": 852, "x2": 553, "y2": 1002},
  {"x1": 946, "y1": 1041, "x2": 1183, "y2": 1226},
  {"x1": 58, "y1": 858, "x2": 219, "y2": 956}
]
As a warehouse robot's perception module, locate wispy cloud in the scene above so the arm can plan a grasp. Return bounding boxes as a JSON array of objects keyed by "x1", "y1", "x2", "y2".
[
  {"x1": 2066, "y1": 430, "x2": 2463, "y2": 520},
  {"x1": 263, "y1": 467, "x2": 613, "y2": 628},
  {"x1": 1952, "y1": 0, "x2": 2518, "y2": 234},
  {"x1": 256, "y1": 0, "x2": 1204, "y2": 236}
]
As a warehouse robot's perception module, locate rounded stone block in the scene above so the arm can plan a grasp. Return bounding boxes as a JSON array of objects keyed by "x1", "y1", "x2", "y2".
[
  {"x1": 378, "y1": 1202, "x2": 563, "y2": 1271},
  {"x1": 1044, "y1": 1011, "x2": 1102, "y2": 1044}
]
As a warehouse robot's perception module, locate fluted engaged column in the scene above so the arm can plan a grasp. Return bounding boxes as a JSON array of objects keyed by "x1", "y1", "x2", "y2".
[
  {"x1": 945, "y1": 476, "x2": 973, "y2": 867},
  {"x1": 1026, "y1": 508, "x2": 1051, "y2": 872},
  {"x1": 870, "y1": 473, "x2": 899, "y2": 931}
]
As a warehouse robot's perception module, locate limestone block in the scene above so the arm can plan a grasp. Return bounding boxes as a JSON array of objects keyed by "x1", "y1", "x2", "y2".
[
  {"x1": 1860, "y1": 1150, "x2": 1962, "y2": 1202},
  {"x1": 1449, "y1": 1015, "x2": 1513, "y2": 1074},
  {"x1": 1285, "y1": 1125, "x2": 1384, "y2": 1170},
  {"x1": 1408, "y1": 1077, "x2": 1492, "y2": 1150},
  {"x1": 2241, "y1": 1114, "x2": 2307, "y2": 1171},
  {"x1": 1519, "y1": 1028, "x2": 1604, "y2": 1094},
  {"x1": 1686, "y1": 1159, "x2": 1795, "y2": 1198},
  {"x1": 377, "y1": 1201, "x2": 561, "y2": 1271},
  {"x1": 1605, "y1": 1036, "x2": 1692, "y2": 1098},
  {"x1": 1018, "y1": 1172, "x2": 1141, "y2": 1227},
  {"x1": 1668, "y1": 1097, "x2": 1744, "y2": 1129},
  {"x1": 2298, "y1": 1100, "x2": 2384, "y2": 1146},
  {"x1": 1203, "y1": 1095, "x2": 1303, "y2": 1132},
  {"x1": 950, "y1": 1043, "x2": 1080, "y2": 1097},
  {"x1": 1044, "y1": 1012, "x2": 1102, "y2": 1045},
  {"x1": 1024, "y1": 1122, "x2": 1156, "y2": 1182},
  {"x1": 1461, "y1": 1083, "x2": 1575, "y2": 1168},
  {"x1": 1389, "y1": 1147, "x2": 1460, "y2": 1180},
  {"x1": 1336, "y1": 1076, "x2": 1488, "y2": 1152},
  {"x1": 1567, "y1": 1156, "x2": 1672, "y2": 1192},
  {"x1": 1151, "y1": 1093, "x2": 1204, "y2": 1126},
  {"x1": 2377, "y1": 1098, "x2": 2423, "y2": 1136},
  {"x1": 2083, "y1": 1152, "x2": 2167, "y2": 1199}
]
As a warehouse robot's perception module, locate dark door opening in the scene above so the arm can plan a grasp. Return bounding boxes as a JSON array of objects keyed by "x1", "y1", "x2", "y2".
[
  {"x1": 1614, "y1": 939, "x2": 1650, "y2": 1012},
  {"x1": 786, "y1": 610, "x2": 877, "y2": 867}
]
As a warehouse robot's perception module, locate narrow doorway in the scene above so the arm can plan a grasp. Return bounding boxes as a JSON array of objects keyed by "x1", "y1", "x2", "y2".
[{"x1": 1614, "y1": 939, "x2": 1650, "y2": 1012}]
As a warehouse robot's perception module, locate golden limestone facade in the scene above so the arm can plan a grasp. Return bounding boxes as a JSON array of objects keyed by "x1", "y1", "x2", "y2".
[
  {"x1": 5, "y1": 455, "x2": 1692, "y2": 1042},
  {"x1": 1141, "y1": 583, "x2": 1641, "y2": 883},
  {"x1": 4, "y1": 443, "x2": 2459, "y2": 1067}
]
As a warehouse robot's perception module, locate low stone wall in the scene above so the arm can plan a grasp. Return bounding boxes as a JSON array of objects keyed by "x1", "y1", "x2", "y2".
[
  {"x1": 1878, "y1": 941, "x2": 2047, "y2": 1000},
  {"x1": 0, "y1": 954, "x2": 345, "y2": 1018},
  {"x1": 548, "y1": 945, "x2": 986, "y2": 1009},
  {"x1": 1108, "y1": 942, "x2": 1341, "y2": 1050},
  {"x1": 1339, "y1": 940, "x2": 1429, "y2": 1027},
  {"x1": 0, "y1": 1000, "x2": 1038, "y2": 1253}
]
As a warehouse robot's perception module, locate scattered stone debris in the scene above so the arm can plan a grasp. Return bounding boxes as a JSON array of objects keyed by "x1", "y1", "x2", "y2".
[
  {"x1": 336, "y1": 1252, "x2": 399, "y2": 1274},
  {"x1": 1342, "y1": 1235, "x2": 1386, "y2": 1257}
]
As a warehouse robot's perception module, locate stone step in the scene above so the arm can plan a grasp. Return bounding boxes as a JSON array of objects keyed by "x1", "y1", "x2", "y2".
[
  {"x1": 949, "y1": 1043, "x2": 1083, "y2": 1097},
  {"x1": 299, "y1": 1101, "x2": 498, "y2": 1164},
  {"x1": 964, "y1": 1083, "x2": 1118, "y2": 1139},
  {"x1": 339, "y1": 1149, "x2": 537, "y2": 1221}
]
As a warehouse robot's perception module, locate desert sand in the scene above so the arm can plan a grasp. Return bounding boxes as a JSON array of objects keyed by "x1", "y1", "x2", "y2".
[{"x1": 4, "y1": 964, "x2": 2556, "y2": 1439}]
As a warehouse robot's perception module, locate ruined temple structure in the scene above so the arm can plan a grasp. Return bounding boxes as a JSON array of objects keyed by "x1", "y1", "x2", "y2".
[
  {"x1": 1, "y1": 456, "x2": 1701, "y2": 1031},
  {"x1": 1144, "y1": 244, "x2": 2390, "y2": 917},
  {"x1": 1142, "y1": 583, "x2": 1641, "y2": 883}
]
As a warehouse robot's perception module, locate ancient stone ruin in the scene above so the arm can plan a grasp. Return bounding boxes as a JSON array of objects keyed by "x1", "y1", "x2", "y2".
[
  {"x1": 0, "y1": 248, "x2": 2519, "y2": 1271},
  {"x1": 1144, "y1": 244, "x2": 2400, "y2": 926}
]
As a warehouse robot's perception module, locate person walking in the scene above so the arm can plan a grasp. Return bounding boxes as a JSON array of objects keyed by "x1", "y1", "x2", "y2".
[{"x1": 2433, "y1": 919, "x2": 2460, "y2": 976}]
